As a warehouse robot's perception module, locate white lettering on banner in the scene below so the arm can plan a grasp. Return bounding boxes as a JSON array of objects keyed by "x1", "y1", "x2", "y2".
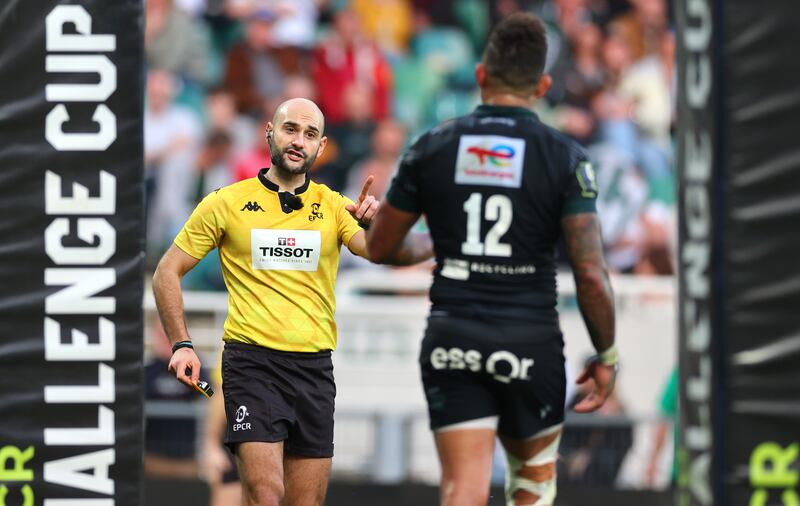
[
  {"x1": 429, "y1": 347, "x2": 533, "y2": 381},
  {"x1": 679, "y1": 0, "x2": 713, "y2": 503},
  {"x1": 43, "y1": 449, "x2": 115, "y2": 495},
  {"x1": 45, "y1": 5, "x2": 118, "y2": 151},
  {"x1": 45, "y1": 219, "x2": 116, "y2": 265},
  {"x1": 41, "y1": 5, "x2": 120, "y2": 503},
  {"x1": 455, "y1": 135, "x2": 525, "y2": 188},
  {"x1": 251, "y1": 229, "x2": 321, "y2": 271}
]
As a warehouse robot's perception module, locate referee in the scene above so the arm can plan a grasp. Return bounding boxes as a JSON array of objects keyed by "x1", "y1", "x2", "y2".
[
  {"x1": 152, "y1": 98, "x2": 432, "y2": 506},
  {"x1": 367, "y1": 13, "x2": 617, "y2": 506}
]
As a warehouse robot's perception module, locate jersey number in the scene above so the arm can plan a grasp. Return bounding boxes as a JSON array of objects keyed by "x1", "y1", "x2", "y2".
[{"x1": 461, "y1": 193, "x2": 512, "y2": 257}]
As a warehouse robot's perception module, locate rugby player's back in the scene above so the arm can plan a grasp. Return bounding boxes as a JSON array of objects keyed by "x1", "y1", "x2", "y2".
[{"x1": 387, "y1": 104, "x2": 597, "y2": 324}]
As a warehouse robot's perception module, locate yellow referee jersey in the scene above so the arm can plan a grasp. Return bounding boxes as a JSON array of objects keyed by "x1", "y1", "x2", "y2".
[{"x1": 174, "y1": 169, "x2": 363, "y2": 352}]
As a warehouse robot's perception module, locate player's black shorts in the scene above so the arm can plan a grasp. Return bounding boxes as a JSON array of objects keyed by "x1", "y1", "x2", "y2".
[
  {"x1": 419, "y1": 313, "x2": 566, "y2": 439},
  {"x1": 221, "y1": 342, "x2": 336, "y2": 458}
]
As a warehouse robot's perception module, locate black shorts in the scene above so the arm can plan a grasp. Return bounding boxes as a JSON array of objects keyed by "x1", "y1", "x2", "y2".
[
  {"x1": 221, "y1": 342, "x2": 336, "y2": 458},
  {"x1": 419, "y1": 314, "x2": 566, "y2": 439}
]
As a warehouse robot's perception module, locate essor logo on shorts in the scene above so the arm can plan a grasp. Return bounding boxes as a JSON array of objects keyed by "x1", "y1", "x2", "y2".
[
  {"x1": 234, "y1": 405, "x2": 251, "y2": 431},
  {"x1": 251, "y1": 229, "x2": 321, "y2": 271},
  {"x1": 455, "y1": 135, "x2": 526, "y2": 188},
  {"x1": 430, "y1": 347, "x2": 534, "y2": 384}
]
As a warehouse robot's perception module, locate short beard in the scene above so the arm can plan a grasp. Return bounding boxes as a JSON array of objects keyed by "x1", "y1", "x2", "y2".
[{"x1": 269, "y1": 138, "x2": 318, "y2": 176}]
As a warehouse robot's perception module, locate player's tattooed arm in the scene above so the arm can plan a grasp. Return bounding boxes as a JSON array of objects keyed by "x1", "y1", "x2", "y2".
[
  {"x1": 561, "y1": 213, "x2": 615, "y2": 354},
  {"x1": 366, "y1": 202, "x2": 434, "y2": 265}
]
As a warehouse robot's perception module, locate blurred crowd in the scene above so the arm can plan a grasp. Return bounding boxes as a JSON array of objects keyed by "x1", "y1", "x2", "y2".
[{"x1": 144, "y1": 0, "x2": 676, "y2": 283}]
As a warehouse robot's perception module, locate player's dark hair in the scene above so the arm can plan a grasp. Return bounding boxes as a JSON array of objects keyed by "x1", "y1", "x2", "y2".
[{"x1": 482, "y1": 13, "x2": 548, "y2": 92}]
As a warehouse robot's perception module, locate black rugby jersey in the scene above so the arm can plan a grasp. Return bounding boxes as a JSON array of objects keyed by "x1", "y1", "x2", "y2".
[{"x1": 386, "y1": 104, "x2": 598, "y2": 324}]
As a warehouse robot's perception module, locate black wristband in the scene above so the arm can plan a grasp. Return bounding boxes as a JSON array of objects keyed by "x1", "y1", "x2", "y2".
[
  {"x1": 358, "y1": 220, "x2": 370, "y2": 230},
  {"x1": 171, "y1": 340, "x2": 194, "y2": 354}
]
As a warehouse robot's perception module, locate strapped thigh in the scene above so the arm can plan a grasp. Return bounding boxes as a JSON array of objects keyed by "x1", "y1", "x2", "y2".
[{"x1": 504, "y1": 423, "x2": 562, "y2": 506}]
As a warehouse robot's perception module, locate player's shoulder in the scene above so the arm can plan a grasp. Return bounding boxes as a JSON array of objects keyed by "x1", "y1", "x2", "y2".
[{"x1": 536, "y1": 122, "x2": 589, "y2": 169}]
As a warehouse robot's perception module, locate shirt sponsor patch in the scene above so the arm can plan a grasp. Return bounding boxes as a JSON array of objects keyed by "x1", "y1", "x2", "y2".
[
  {"x1": 455, "y1": 135, "x2": 526, "y2": 188},
  {"x1": 251, "y1": 229, "x2": 321, "y2": 271}
]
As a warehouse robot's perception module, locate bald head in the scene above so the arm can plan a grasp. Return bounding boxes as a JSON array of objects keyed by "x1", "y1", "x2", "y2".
[
  {"x1": 266, "y1": 97, "x2": 328, "y2": 177},
  {"x1": 272, "y1": 98, "x2": 325, "y2": 136}
]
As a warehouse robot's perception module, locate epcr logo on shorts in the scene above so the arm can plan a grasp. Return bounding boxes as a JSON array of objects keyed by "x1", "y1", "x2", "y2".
[
  {"x1": 430, "y1": 347, "x2": 534, "y2": 383},
  {"x1": 233, "y1": 405, "x2": 252, "y2": 432}
]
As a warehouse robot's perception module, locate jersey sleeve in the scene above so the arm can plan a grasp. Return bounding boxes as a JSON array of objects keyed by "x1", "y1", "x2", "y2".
[
  {"x1": 385, "y1": 135, "x2": 425, "y2": 213},
  {"x1": 333, "y1": 191, "x2": 363, "y2": 247},
  {"x1": 561, "y1": 147, "x2": 598, "y2": 216},
  {"x1": 174, "y1": 190, "x2": 226, "y2": 259}
]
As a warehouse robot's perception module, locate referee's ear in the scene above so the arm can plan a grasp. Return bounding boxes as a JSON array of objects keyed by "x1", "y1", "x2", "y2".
[{"x1": 534, "y1": 74, "x2": 552, "y2": 99}]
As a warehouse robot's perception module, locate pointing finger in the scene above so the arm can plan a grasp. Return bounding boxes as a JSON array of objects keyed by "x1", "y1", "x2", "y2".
[{"x1": 358, "y1": 175, "x2": 375, "y2": 201}]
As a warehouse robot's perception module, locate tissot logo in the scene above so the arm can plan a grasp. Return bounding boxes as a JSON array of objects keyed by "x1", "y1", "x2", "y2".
[
  {"x1": 241, "y1": 201, "x2": 265, "y2": 212},
  {"x1": 308, "y1": 202, "x2": 324, "y2": 221},
  {"x1": 252, "y1": 229, "x2": 321, "y2": 271}
]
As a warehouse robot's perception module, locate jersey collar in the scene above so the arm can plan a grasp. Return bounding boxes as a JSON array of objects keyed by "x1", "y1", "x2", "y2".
[
  {"x1": 474, "y1": 104, "x2": 538, "y2": 120},
  {"x1": 257, "y1": 167, "x2": 311, "y2": 195}
]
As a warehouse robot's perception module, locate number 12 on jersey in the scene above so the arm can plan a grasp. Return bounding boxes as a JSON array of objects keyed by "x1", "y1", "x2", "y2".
[{"x1": 461, "y1": 193, "x2": 513, "y2": 257}]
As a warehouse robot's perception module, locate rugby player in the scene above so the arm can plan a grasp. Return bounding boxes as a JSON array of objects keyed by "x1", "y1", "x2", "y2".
[
  {"x1": 367, "y1": 13, "x2": 617, "y2": 506},
  {"x1": 152, "y1": 98, "x2": 432, "y2": 506}
]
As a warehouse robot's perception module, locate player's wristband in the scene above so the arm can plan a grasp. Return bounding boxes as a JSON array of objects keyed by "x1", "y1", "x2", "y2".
[
  {"x1": 597, "y1": 344, "x2": 619, "y2": 367},
  {"x1": 171, "y1": 340, "x2": 194, "y2": 354},
  {"x1": 358, "y1": 220, "x2": 370, "y2": 230}
]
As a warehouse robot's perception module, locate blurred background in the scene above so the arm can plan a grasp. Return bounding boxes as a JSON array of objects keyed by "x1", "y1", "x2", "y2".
[{"x1": 141, "y1": 0, "x2": 678, "y2": 503}]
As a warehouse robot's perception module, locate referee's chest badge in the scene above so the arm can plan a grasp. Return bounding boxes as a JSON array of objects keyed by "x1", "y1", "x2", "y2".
[{"x1": 251, "y1": 229, "x2": 322, "y2": 271}]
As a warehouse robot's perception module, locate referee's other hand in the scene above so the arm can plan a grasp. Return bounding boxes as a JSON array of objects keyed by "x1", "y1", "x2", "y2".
[
  {"x1": 572, "y1": 359, "x2": 616, "y2": 413},
  {"x1": 168, "y1": 347, "x2": 202, "y2": 387}
]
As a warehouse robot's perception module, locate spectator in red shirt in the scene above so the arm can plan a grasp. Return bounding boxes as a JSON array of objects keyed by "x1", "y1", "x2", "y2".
[{"x1": 311, "y1": 8, "x2": 392, "y2": 126}]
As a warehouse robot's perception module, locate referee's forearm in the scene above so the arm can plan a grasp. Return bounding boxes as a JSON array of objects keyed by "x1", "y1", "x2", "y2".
[{"x1": 152, "y1": 266, "x2": 191, "y2": 345}]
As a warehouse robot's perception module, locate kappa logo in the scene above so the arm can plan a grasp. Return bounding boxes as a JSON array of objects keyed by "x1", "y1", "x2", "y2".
[
  {"x1": 241, "y1": 201, "x2": 265, "y2": 212},
  {"x1": 278, "y1": 237, "x2": 296, "y2": 246},
  {"x1": 308, "y1": 202, "x2": 324, "y2": 221}
]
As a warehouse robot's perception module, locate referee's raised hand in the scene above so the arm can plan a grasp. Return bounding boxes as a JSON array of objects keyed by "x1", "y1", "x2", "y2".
[
  {"x1": 168, "y1": 344, "x2": 202, "y2": 388},
  {"x1": 345, "y1": 175, "x2": 380, "y2": 228}
]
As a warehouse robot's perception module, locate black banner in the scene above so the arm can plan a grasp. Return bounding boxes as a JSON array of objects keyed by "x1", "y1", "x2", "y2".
[
  {"x1": 723, "y1": 0, "x2": 800, "y2": 505},
  {"x1": 0, "y1": 1, "x2": 144, "y2": 505},
  {"x1": 678, "y1": 0, "x2": 800, "y2": 505}
]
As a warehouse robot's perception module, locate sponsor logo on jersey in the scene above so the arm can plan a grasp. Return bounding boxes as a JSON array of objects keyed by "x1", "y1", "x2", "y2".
[
  {"x1": 455, "y1": 135, "x2": 525, "y2": 188},
  {"x1": 308, "y1": 202, "x2": 324, "y2": 221},
  {"x1": 241, "y1": 201, "x2": 265, "y2": 212},
  {"x1": 466, "y1": 145, "x2": 515, "y2": 166},
  {"x1": 440, "y1": 257, "x2": 537, "y2": 281},
  {"x1": 251, "y1": 229, "x2": 321, "y2": 271}
]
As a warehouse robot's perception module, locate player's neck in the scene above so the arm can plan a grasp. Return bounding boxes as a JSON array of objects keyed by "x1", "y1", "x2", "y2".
[
  {"x1": 481, "y1": 90, "x2": 537, "y2": 109},
  {"x1": 266, "y1": 166, "x2": 306, "y2": 193}
]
